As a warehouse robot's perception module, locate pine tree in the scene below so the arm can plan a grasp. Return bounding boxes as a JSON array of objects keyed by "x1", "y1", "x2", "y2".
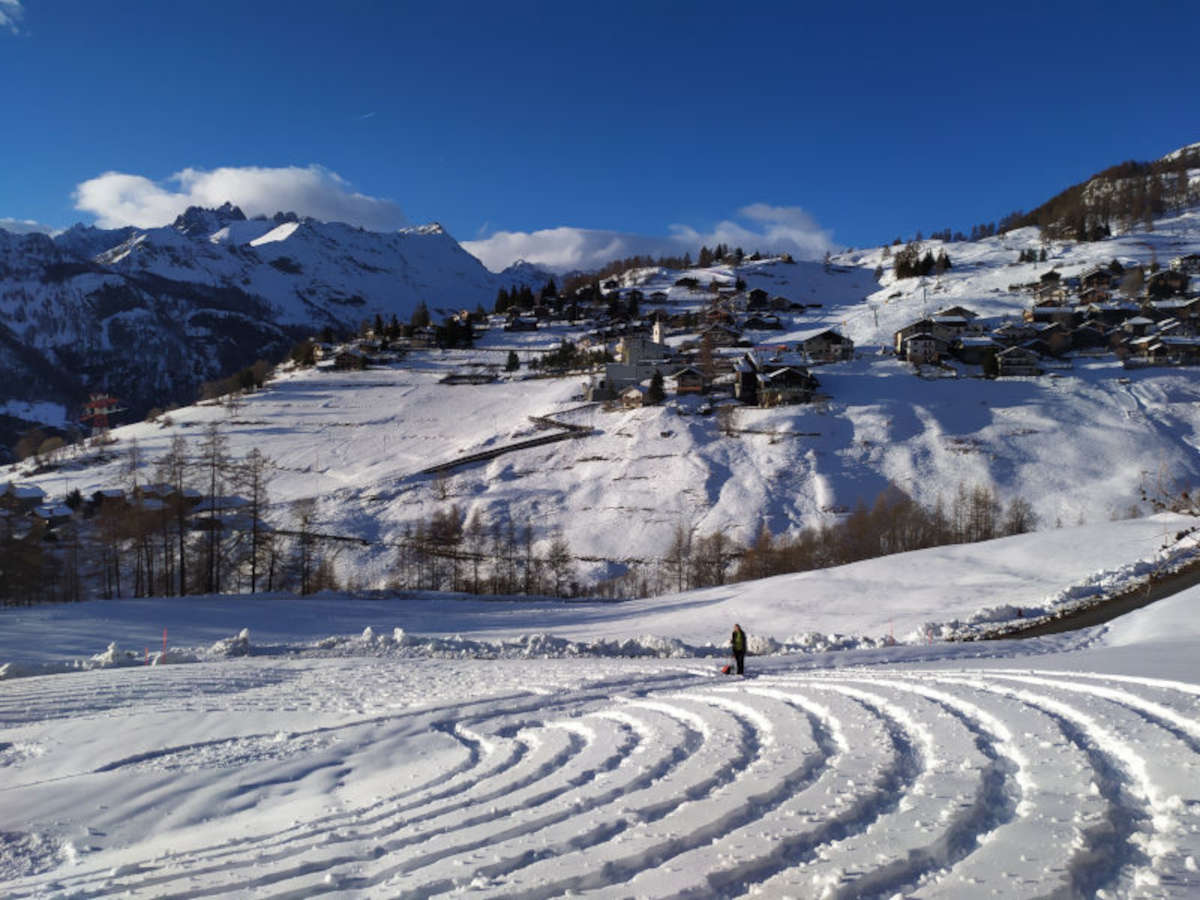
[
  {"x1": 234, "y1": 448, "x2": 273, "y2": 593},
  {"x1": 647, "y1": 369, "x2": 665, "y2": 405},
  {"x1": 198, "y1": 422, "x2": 231, "y2": 593}
]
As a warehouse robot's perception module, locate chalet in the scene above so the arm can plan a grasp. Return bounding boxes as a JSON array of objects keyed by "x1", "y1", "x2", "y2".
[
  {"x1": 135, "y1": 483, "x2": 200, "y2": 507},
  {"x1": 1078, "y1": 286, "x2": 1110, "y2": 305},
  {"x1": 934, "y1": 305, "x2": 979, "y2": 321},
  {"x1": 1147, "y1": 269, "x2": 1189, "y2": 299},
  {"x1": 758, "y1": 365, "x2": 819, "y2": 407},
  {"x1": 1070, "y1": 324, "x2": 1110, "y2": 351},
  {"x1": 1154, "y1": 317, "x2": 1191, "y2": 338},
  {"x1": 899, "y1": 332, "x2": 948, "y2": 364},
  {"x1": 1035, "y1": 282, "x2": 1067, "y2": 303},
  {"x1": 699, "y1": 322, "x2": 743, "y2": 348},
  {"x1": 995, "y1": 346, "x2": 1041, "y2": 377},
  {"x1": 1035, "y1": 271, "x2": 1064, "y2": 301},
  {"x1": 1124, "y1": 334, "x2": 1157, "y2": 359},
  {"x1": 332, "y1": 350, "x2": 368, "y2": 370},
  {"x1": 894, "y1": 316, "x2": 967, "y2": 354},
  {"x1": 746, "y1": 288, "x2": 770, "y2": 310},
  {"x1": 1157, "y1": 336, "x2": 1200, "y2": 364},
  {"x1": 1080, "y1": 267, "x2": 1113, "y2": 290},
  {"x1": 704, "y1": 304, "x2": 736, "y2": 325},
  {"x1": 1122, "y1": 316, "x2": 1156, "y2": 338},
  {"x1": 504, "y1": 316, "x2": 539, "y2": 332},
  {"x1": 1148, "y1": 298, "x2": 1200, "y2": 321},
  {"x1": 741, "y1": 314, "x2": 784, "y2": 331},
  {"x1": 992, "y1": 320, "x2": 1038, "y2": 346},
  {"x1": 931, "y1": 313, "x2": 974, "y2": 334},
  {"x1": 1081, "y1": 301, "x2": 1139, "y2": 326},
  {"x1": 952, "y1": 335, "x2": 1001, "y2": 365},
  {"x1": 770, "y1": 295, "x2": 796, "y2": 311},
  {"x1": 670, "y1": 366, "x2": 709, "y2": 395},
  {"x1": 0, "y1": 481, "x2": 46, "y2": 514},
  {"x1": 1031, "y1": 322, "x2": 1070, "y2": 356},
  {"x1": 33, "y1": 504, "x2": 73, "y2": 529},
  {"x1": 797, "y1": 328, "x2": 854, "y2": 363},
  {"x1": 1025, "y1": 299, "x2": 1079, "y2": 326}
]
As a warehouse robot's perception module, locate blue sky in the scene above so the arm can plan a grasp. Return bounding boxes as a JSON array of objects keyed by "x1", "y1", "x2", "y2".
[{"x1": 2, "y1": 0, "x2": 1198, "y2": 270}]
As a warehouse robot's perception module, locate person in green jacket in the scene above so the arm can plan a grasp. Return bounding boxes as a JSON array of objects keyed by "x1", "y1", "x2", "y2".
[{"x1": 731, "y1": 623, "x2": 747, "y2": 675}]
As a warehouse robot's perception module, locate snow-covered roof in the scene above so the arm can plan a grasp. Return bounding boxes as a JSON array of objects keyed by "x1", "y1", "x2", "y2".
[
  {"x1": 2, "y1": 481, "x2": 46, "y2": 500},
  {"x1": 34, "y1": 504, "x2": 73, "y2": 519}
]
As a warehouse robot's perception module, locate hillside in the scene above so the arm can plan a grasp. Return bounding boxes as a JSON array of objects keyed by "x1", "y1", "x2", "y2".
[
  {"x1": 4, "y1": 144, "x2": 1200, "y2": 595},
  {"x1": 0, "y1": 207, "x2": 549, "y2": 443},
  {"x1": 3, "y1": 522, "x2": 1200, "y2": 896},
  {"x1": 5, "y1": 193, "x2": 1200, "y2": 595}
]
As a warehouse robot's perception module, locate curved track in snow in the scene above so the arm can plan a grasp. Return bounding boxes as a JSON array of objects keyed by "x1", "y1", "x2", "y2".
[{"x1": 4, "y1": 663, "x2": 1200, "y2": 898}]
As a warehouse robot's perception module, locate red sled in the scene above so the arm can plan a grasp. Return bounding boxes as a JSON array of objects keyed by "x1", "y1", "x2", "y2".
[{"x1": 720, "y1": 664, "x2": 733, "y2": 675}]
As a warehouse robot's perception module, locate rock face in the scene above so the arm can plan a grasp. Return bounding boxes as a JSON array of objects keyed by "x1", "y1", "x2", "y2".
[
  {"x1": 171, "y1": 202, "x2": 248, "y2": 237},
  {"x1": 0, "y1": 208, "x2": 549, "y2": 438}
]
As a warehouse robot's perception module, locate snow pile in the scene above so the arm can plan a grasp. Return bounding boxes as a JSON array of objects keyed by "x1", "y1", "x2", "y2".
[{"x1": 207, "y1": 627, "x2": 251, "y2": 657}]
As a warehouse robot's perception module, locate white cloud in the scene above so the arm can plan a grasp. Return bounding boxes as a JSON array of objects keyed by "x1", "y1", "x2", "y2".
[
  {"x1": 0, "y1": 217, "x2": 55, "y2": 236},
  {"x1": 72, "y1": 165, "x2": 406, "y2": 230},
  {"x1": 462, "y1": 227, "x2": 681, "y2": 273},
  {"x1": 463, "y1": 204, "x2": 835, "y2": 273},
  {"x1": 668, "y1": 204, "x2": 834, "y2": 263},
  {"x1": 0, "y1": 0, "x2": 23, "y2": 33}
]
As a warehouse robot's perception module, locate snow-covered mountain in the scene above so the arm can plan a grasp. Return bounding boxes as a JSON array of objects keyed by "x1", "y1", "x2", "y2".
[
  {"x1": 0, "y1": 207, "x2": 550, "y2": 440},
  {"x1": 6, "y1": 196, "x2": 1200, "y2": 590}
]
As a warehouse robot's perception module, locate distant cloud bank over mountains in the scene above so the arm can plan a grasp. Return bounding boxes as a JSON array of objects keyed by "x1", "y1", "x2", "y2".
[
  {"x1": 0, "y1": 217, "x2": 53, "y2": 235},
  {"x1": 73, "y1": 165, "x2": 407, "y2": 231},
  {"x1": 464, "y1": 203, "x2": 836, "y2": 273},
  {"x1": 55, "y1": 161, "x2": 835, "y2": 272}
]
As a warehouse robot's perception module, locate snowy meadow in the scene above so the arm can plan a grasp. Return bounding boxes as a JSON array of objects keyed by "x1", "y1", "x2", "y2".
[{"x1": 3, "y1": 518, "x2": 1200, "y2": 898}]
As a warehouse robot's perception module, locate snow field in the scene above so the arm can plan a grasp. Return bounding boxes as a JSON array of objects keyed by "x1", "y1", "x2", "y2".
[{"x1": 5, "y1": 659, "x2": 1199, "y2": 898}]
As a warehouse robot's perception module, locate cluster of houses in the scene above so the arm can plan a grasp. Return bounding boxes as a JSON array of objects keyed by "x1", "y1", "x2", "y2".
[
  {"x1": 893, "y1": 254, "x2": 1200, "y2": 375},
  {"x1": 0, "y1": 480, "x2": 71, "y2": 537},
  {"x1": 1, "y1": 478, "x2": 253, "y2": 544},
  {"x1": 583, "y1": 286, "x2": 855, "y2": 408}
]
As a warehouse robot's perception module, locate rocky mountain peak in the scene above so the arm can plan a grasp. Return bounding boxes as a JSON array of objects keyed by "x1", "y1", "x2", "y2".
[{"x1": 172, "y1": 202, "x2": 248, "y2": 237}]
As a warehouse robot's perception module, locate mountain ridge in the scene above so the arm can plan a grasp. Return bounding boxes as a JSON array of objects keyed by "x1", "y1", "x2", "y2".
[{"x1": 0, "y1": 209, "x2": 551, "y2": 446}]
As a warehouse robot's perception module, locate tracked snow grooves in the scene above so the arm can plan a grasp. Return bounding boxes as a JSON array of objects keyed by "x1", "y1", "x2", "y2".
[
  {"x1": 0, "y1": 663, "x2": 301, "y2": 727},
  {"x1": 6, "y1": 666, "x2": 1200, "y2": 898}
]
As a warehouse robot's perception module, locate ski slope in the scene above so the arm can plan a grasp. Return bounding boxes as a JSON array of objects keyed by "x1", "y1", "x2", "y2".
[{"x1": 3, "y1": 526, "x2": 1200, "y2": 897}]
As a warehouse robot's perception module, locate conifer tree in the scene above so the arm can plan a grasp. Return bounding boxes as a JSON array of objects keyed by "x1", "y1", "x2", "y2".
[{"x1": 647, "y1": 369, "x2": 665, "y2": 405}]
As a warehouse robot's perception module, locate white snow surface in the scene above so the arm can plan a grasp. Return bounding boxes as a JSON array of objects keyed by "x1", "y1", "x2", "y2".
[{"x1": 3, "y1": 524, "x2": 1200, "y2": 897}]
